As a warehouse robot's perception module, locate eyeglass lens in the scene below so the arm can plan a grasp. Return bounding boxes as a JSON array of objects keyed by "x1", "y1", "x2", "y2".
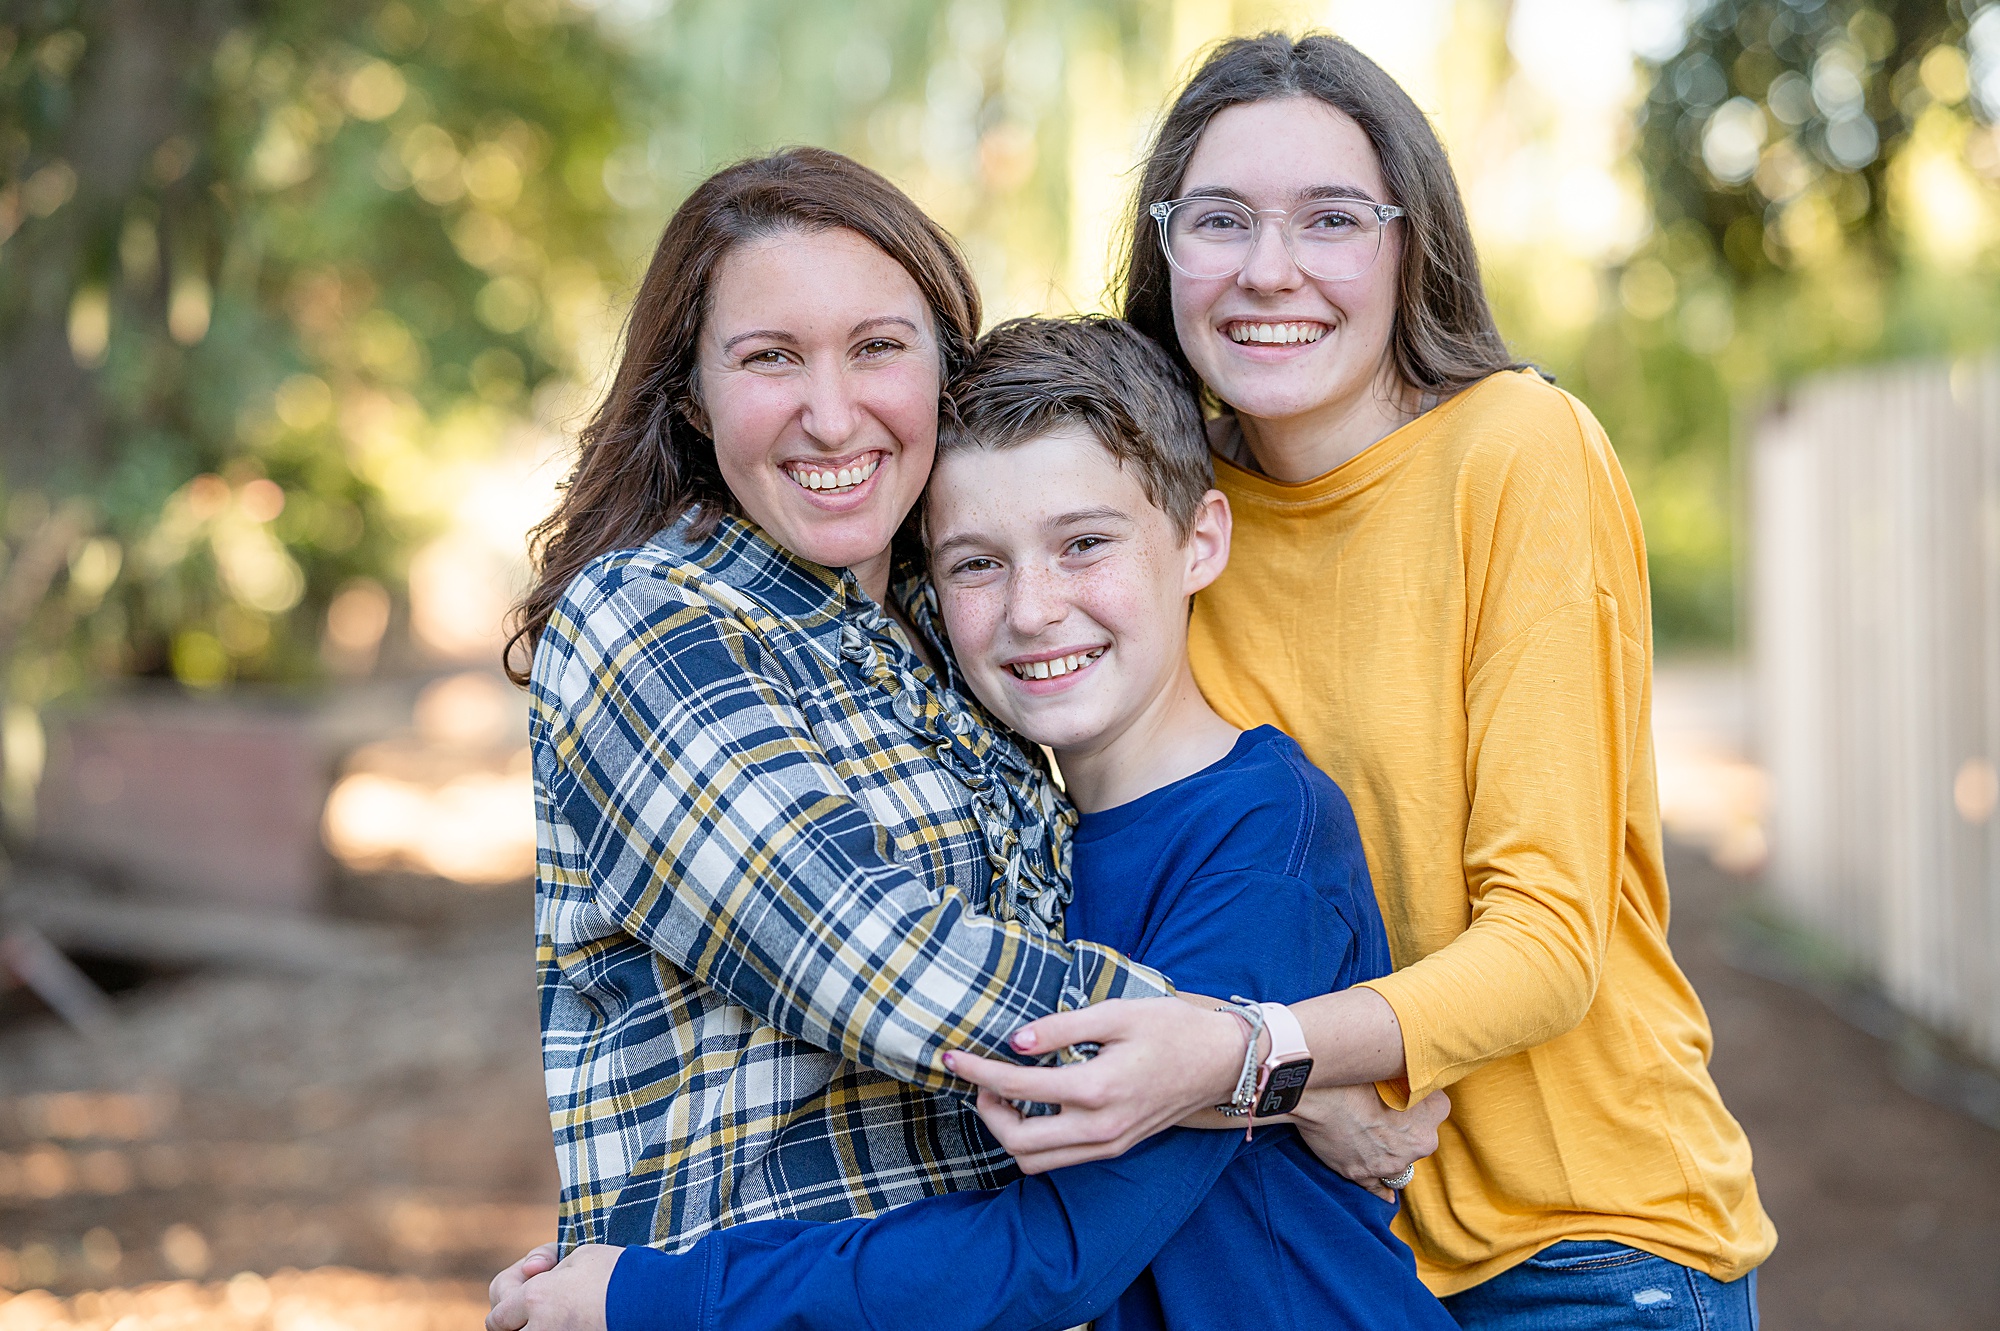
[{"x1": 1160, "y1": 199, "x2": 1387, "y2": 282}]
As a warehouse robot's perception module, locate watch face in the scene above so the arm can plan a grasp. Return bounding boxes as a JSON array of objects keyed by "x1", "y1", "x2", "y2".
[{"x1": 1255, "y1": 1058, "x2": 1314, "y2": 1118}]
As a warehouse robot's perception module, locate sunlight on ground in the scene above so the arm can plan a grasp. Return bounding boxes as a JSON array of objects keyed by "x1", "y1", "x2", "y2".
[
  {"x1": 1652, "y1": 661, "x2": 1768, "y2": 874},
  {"x1": 321, "y1": 671, "x2": 535, "y2": 885},
  {"x1": 0, "y1": 1270, "x2": 484, "y2": 1330}
]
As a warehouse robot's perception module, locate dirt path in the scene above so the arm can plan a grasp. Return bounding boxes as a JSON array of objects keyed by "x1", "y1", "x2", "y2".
[
  {"x1": 3, "y1": 849, "x2": 1996, "y2": 1328},
  {"x1": 0, "y1": 907, "x2": 557, "y2": 1296},
  {"x1": 1668, "y1": 845, "x2": 2000, "y2": 1331}
]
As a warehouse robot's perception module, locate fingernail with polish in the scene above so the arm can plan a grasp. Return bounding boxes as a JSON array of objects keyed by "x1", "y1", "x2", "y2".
[
  {"x1": 942, "y1": 1052, "x2": 957, "y2": 1071},
  {"x1": 1011, "y1": 1030, "x2": 1038, "y2": 1052}
]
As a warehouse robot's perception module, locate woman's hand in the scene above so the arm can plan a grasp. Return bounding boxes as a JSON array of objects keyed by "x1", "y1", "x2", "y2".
[
  {"x1": 489, "y1": 1244, "x2": 559, "y2": 1314},
  {"x1": 1290, "y1": 1084, "x2": 1451, "y2": 1202},
  {"x1": 943, "y1": 996, "x2": 1249, "y2": 1174},
  {"x1": 486, "y1": 1243, "x2": 621, "y2": 1331}
]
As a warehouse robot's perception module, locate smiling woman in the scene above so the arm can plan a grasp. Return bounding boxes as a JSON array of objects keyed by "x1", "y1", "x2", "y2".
[
  {"x1": 935, "y1": 33, "x2": 1778, "y2": 1331},
  {"x1": 1162, "y1": 98, "x2": 1411, "y2": 471},
  {"x1": 697, "y1": 227, "x2": 937, "y2": 598},
  {"x1": 497, "y1": 148, "x2": 1203, "y2": 1268}
]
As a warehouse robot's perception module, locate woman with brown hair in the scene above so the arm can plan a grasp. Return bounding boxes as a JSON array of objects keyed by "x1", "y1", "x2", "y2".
[
  {"x1": 948, "y1": 33, "x2": 1777, "y2": 1329},
  {"x1": 503, "y1": 145, "x2": 1203, "y2": 1271}
]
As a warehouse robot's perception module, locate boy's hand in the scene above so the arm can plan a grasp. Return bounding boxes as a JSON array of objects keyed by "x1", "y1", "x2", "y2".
[
  {"x1": 943, "y1": 996, "x2": 1249, "y2": 1173},
  {"x1": 1290, "y1": 1084, "x2": 1450, "y2": 1201},
  {"x1": 486, "y1": 1243, "x2": 620, "y2": 1331}
]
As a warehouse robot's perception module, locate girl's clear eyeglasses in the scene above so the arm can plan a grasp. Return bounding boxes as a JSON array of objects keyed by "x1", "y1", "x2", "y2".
[{"x1": 1149, "y1": 196, "x2": 1405, "y2": 283}]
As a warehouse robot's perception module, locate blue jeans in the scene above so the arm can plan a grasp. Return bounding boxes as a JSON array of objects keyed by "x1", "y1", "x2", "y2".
[{"x1": 1442, "y1": 1241, "x2": 1759, "y2": 1331}]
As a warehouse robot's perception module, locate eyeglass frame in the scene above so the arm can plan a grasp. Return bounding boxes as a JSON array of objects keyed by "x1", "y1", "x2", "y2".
[{"x1": 1148, "y1": 195, "x2": 1408, "y2": 283}]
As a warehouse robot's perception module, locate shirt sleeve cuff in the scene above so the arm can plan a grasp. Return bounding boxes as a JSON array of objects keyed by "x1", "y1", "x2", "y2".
[
  {"x1": 1354, "y1": 975, "x2": 1438, "y2": 1104},
  {"x1": 1371, "y1": 1074, "x2": 1415, "y2": 1113},
  {"x1": 1075, "y1": 942, "x2": 1174, "y2": 1002},
  {"x1": 606, "y1": 1243, "x2": 709, "y2": 1331}
]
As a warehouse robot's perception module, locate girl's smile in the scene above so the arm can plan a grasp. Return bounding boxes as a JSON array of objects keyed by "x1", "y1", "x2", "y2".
[{"x1": 1170, "y1": 97, "x2": 1412, "y2": 482}]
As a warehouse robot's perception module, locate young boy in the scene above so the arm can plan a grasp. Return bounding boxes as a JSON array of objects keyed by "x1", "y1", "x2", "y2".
[{"x1": 488, "y1": 317, "x2": 1453, "y2": 1331}]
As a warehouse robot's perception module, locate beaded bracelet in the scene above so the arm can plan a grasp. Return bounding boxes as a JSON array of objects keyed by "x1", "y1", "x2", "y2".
[{"x1": 1211, "y1": 1000, "x2": 1267, "y2": 1118}]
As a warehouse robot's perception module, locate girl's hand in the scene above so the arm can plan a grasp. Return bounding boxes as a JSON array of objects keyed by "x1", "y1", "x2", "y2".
[
  {"x1": 485, "y1": 1243, "x2": 622, "y2": 1331},
  {"x1": 1290, "y1": 1084, "x2": 1450, "y2": 1201},
  {"x1": 943, "y1": 996, "x2": 1249, "y2": 1174}
]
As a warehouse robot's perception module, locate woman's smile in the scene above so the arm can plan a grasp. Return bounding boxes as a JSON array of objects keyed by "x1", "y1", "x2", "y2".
[
  {"x1": 780, "y1": 449, "x2": 885, "y2": 499},
  {"x1": 1223, "y1": 319, "x2": 1329, "y2": 347}
]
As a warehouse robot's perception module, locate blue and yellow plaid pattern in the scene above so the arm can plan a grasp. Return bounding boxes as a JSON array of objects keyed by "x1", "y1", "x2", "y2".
[{"x1": 530, "y1": 513, "x2": 1169, "y2": 1252}]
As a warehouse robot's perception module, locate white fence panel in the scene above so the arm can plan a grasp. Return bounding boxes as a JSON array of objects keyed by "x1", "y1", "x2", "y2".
[{"x1": 1753, "y1": 357, "x2": 2000, "y2": 1064}]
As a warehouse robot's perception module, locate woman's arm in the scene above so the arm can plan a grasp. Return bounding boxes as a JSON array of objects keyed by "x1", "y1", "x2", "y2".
[
  {"x1": 940, "y1": 818, "x2": 1416, "y2": 1176},
  {"x1": 494, "y1": 861, "x2": 1356, "y2": 1331},
  {"x1": 537, "y1": 564, "x2": 1185, "y2": 1091},
  {"x1": 947, "y1": 991, "x2": 1443, "y2": 1187},
  {"x1": 949, "y1": 605, "x2": 1627, "y2": 1158},
  {"x1": 947, "y1": 460, "x2": 1640, "y2": 1157},
  {"x1": 1352, "y1": 593, "x2": 1633, "y2": 1106}
]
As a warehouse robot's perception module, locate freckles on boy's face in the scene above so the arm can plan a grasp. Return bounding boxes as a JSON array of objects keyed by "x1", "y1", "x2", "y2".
[{"x1": 924, "y1": 428, "x2": 1194, "y2": 754}]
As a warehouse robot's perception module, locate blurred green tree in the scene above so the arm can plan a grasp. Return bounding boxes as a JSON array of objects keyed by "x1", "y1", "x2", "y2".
[
  {"x1": 1567, "y1": 0, "x2": 2000, "y2": 644},
  {"x1": 17, "y1": 0, "x2": 1980, "y2": 681},
  {"x1": 598, "y1": 0, "x2": 1167, "y2": 318},
  {"x1": 0, "y1": 0, "x2": 631, "y2": 697}
]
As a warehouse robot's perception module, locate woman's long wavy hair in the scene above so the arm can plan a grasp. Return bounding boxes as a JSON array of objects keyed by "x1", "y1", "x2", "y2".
[
  {"x1": 1119, "y1": 32, "x2": 1529, "y2": 399},
  {"x1": 504, "y1": 147, "x2": 982, "y2": 685}
]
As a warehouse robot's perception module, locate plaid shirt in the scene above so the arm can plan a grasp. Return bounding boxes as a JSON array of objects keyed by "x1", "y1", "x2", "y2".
[{"x1": 531, "y1": 513, "x2": 1170, "y2": 1253}]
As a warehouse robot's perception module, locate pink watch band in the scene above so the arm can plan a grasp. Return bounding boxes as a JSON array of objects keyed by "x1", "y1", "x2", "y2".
[{"x1": 1256, "y1": 1001, "x2": 1310, "y2": 1077}]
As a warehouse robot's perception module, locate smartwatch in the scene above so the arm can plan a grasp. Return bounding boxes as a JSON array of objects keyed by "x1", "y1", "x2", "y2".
[{"x1": 1252, "y1": 1001, "x2": 1314, "y2": 1118}]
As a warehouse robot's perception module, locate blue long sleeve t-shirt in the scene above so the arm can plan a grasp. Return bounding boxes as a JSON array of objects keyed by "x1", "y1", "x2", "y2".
[{"x1": 605, "y1": 726, "x2": 1456, "y2": 1331}]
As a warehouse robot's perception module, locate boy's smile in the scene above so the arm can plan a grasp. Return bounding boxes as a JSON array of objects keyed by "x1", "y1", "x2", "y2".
[
  {"x1": 926, "y1": 427, "x2": 1236, "y2": 811},
  {"x1": 1004, "y1": 645, "x2": 1106, "y2": 685}
]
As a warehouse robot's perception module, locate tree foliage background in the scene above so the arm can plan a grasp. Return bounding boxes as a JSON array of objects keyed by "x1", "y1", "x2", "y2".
[
  {"x1": 2, "y1": 0, "x2": 1998, "y2": 716},
  {"x1": 1524, "y1": 0, "x2": 2000, "y2": 640},
  {"x1": 0, "y1": 0, "x2": 628, "y2": 708}
]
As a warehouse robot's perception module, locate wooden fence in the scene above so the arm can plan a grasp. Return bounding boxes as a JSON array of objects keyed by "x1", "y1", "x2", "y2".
[{"x1": 1752, "y1": 356, "x2": 2000, "y2": 1065}]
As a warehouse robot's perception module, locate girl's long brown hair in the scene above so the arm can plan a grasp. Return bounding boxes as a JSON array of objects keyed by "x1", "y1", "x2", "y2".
[
  {"x1": 504, "y1": 147, "x2": 982, "y2": 685},
  {"x1": 1119, "y1": 33, "x2": 1529, "y2": 398}
]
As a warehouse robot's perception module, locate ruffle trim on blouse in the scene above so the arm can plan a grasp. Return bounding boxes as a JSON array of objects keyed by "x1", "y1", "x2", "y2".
[{"x1": 838, "y1": 583, "x2": 1077, "y2": 936}]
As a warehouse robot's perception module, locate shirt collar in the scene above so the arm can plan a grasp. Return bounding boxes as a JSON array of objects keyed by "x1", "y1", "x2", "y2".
[{"x1": 652, "y1": 511, "x2": 957, "y2": 680}]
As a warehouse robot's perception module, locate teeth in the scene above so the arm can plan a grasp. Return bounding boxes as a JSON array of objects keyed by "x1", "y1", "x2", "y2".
[
  {"x1": 1228, "y1": 322, "x2": 1324, "y2": 345},
  {"x1": 1008, "y1": 649, "x2": 1104, "y2": 681},
  {"x1": 787, "y1": 456, "x2": 880, "y2": 494}
]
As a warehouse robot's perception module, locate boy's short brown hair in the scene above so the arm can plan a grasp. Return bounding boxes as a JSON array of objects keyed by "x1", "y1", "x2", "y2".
[{"x1": 938, "y1": 315, "x2": 1212, "y2": 535}]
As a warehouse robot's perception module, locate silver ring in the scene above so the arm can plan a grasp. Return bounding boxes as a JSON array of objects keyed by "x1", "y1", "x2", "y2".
[{"x1": 1380, "y1": 1164, "x2": 1416, "y2": 1190}]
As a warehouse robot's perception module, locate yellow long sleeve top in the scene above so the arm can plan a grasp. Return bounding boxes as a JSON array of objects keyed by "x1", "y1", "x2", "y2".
[{"x1": 1188, "y1": 370, "x2": 1776, "y2": 1295}]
